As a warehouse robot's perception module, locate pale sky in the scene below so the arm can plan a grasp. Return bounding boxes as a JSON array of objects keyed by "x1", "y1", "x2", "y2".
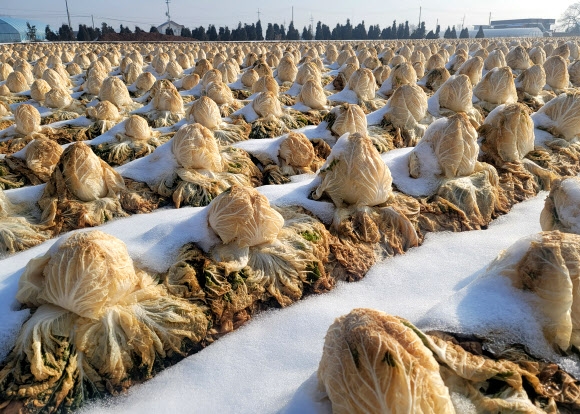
[{"x1": 0, "y1": 0, "x2": 572, "y2": 33}]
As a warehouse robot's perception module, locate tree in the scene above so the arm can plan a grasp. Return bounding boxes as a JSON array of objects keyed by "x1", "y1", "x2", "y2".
[
  {"x1": 101, "y1": 22, "x2": 115, "y2": 35},
  {"x1": 77, "y1": 24, "x2": 90, "y2": 41},
  {"x1": 459, "y1": 27, "x2": 469, "y2": 38},
  {"x1": 135, "y1": 26, "x2": 144, "y2": 34},
  {"x1": 287, "y1": 21, "x2": 300, "y2": 40},
  {"x1": 26, "y1": 22, "x2": 37, "y2": 41},
  {"x1": 411, "y1": 21, "x2": 426, "y2": 39},
  {"x1": 58, "y1": 24, "x2": 74, "y2": 41},
  {"x1": 45, "y1": 25, "x2": 58, "y2": 41},
  {"x1": 256, "y1": 20, "x2": 264, "y2": 40},
  {"x1": 381, "y1": 27, "x2": 392, "y2": 39},
  {"x1": 181, "y1": 27, "x2": 192, "y2": 37},
  {"x1": 450, "y1": 25, "x2": 458, "y2": 38},
  {"x1": 245, "y1": 23, "x2": 257, "y2": 40},
  {"x1": 208, "y1": 25, "x2": 218, "y2": 41},
  {"x1": 403, "y1": 21, "x2": 410, "y2": 39},
  {"x1": 560, "y1": 2, "x2": 580, "y2": 33},
  {"x1": 322, "y1": 23, "x2": 331, "y2": 40},
  {"x1": 265, "y1": 23, "x2": 274, "y2": 40},
  {"x1": 425, "y1": 30, "x2": 436, "y2": 39},
  {"x1": 443, "y1": 26, "x2": 451, "y2": 38},
  {"x1": 475, "y1": 25, "x2": 485, "y2": 38},
  {"x1": 315, "y1": 21, "x2": 323, "y2": 40},
  {"x1": 223, "y1": 26, "x2": 231, "y2": 41},
  {"x1": 150, "y1": 26, "x2": 159, "y2": 33},
  {"x1": 165, "y1": 27, "x2": 174, "y2": 36}
]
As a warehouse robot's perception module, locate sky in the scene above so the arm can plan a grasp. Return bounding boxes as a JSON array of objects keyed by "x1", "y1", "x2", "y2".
[{"x1": 0, "y1": 0, "x2": 573, "y2": 34}]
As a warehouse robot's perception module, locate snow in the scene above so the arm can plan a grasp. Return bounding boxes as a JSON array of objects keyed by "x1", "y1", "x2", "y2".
[
  {"x1": 327, "y1": 88, "x2": 358, "y2": 104},
  {"x1": 78, "y1": 190, "x2": 550, "y2": 414},
  {"x1": 382, "y1": 147, "x2": 442, "y2": 197},
  {"x1": 366, "y1": 101, "x2": 390, "y2": 125},
  {"x1": 116, "y1": 140, "x2": 178, "y2": 187},
  {"x1": 233, "y1": 135, "x2": 286, "y2": 164},
  {"x1": 231, "y1": 100, "x2": 259, "y2": 122}
]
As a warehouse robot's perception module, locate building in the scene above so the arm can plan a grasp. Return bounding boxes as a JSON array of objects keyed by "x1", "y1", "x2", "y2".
[
  {"x1": 471, "y1": 18, "x2": 555, "y2": 37},
  {"x1": 0, "y1": 17, "x2": 48, "y2": 43},
  {"x1": 490, "y1": 19, "x2": 555, "y2": 32},
  {"x1": 157, "y1": 20, "x2": 184, "y2": 35}
]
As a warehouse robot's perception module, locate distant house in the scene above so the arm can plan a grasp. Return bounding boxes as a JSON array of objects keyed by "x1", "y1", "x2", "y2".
[{"x1": 157, "y1": 20, "x2": 184, "y2": 35}]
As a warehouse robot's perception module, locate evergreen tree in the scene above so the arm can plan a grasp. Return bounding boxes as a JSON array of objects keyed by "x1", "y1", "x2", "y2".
[
  {"x1": 87, "y1": 27, "x2": 100, "y2": 40},
  {"x1": 459, "y1": 27, "x2": 469, "y2": 38},
  {"x1": 435, "y1": 24, "x2": 441, "y2": 37},
  {"x1": 450, "y1": 25, "x2": 457, "y2": 38},
  {"x1": 397, "y1": 23, "x2": 405, "y2": 39},
  {"x1": 353, "y1": 21, "x2": 367, "y2": 39},
  {"x1": 256, "y1": 20, "x2": 264, "y2": 40},
  {"x1": 26, "y1": 22, "x2": 37, "y2": 41},
  {"x1": 443, "y1": 26, "x2": 451, "y2": 38},
  {"x1": 381, "y1": 27, "x2": 392, "y2": 39},
  {"x1": 287, "y1": 21, "x2": 300, "y2": 40},
  {"x1": 322, "y1": 24, "x2": 331, "y2": 40},
  {"x1": 181, "y1": 27, "x2": 192, "y2": 37},
  {"x1": 208, "y1": 25, "x2": 218, "y2": 41},
  {"x1": 391, "y1": 20, "x2": 397, "y2": 38},
  {"x1": 425, "y1": 30, "x2": 436, "y2": 39},
  {"x1": 45, "y1": 25, "x2": 58, "y2": 41},
  {"x1": 403, "y1": 21, "x2": 410, "y2": 39},
  {"x1": 475, "y1": 25, "x2": 485, "y2": 38},
  {"x1": 344, "y1": 19, "x2": 353, "y2": 39},
  {"x1": 101, "y1": 22, "x2": 115, "y2": 35},
  {"x1": 223, "y1": 27, "x2": 231, "y2": 41},
  {"x1": 77, "y1": 24, "x2": 90, "y2": 41},
  {"x1": 315, "y1": 21, "x2": 323, "y2": 40},
  {"x1": 245, "y1": 23, "x2": 257, "y2": 40},
  {"x1": 331, "y1": 23, "x2": 341, "y2": 40},
  {"x1": 150, "y1": 26, "x2": 159, "y2": 33},
  {"x1": 266, "y1": 23, "x2": 274, "y2": 40},
  {"x1": 411, "y1": 21, "x2": 426, "y2": 38},
  {"x1": 279, "y1": 24, "x2": 286, "y2": 39},
  {"x1": 165, "y1": 27, "x2": 174, "y2": 36},
  {"x1": 234, "y1": 22, "x2": 247, "y2": 41},
  {"x1": 58, "y1": 24, "x2": 74, "y2": 40},
  {"x1": 135, "y1": 26, "x2": 144, "y2": 34}
]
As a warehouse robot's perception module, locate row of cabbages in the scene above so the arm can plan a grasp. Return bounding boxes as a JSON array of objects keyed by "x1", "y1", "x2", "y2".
[
  {"x1": 318, "y1": 176, "x2": 580, "y2": 413},
  {"x1": 1, "y1": 37, "x2": 580, "y2": 413}
]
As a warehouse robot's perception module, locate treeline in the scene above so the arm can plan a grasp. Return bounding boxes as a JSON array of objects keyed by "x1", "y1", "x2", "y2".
[{"x1": 41, "y1": 19, "x2": 485, "y2": 42}]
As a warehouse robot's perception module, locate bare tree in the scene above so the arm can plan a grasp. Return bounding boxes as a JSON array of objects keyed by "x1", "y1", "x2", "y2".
[{"x1": 560, "y1": 2, "x2": 580, "y2": 33}]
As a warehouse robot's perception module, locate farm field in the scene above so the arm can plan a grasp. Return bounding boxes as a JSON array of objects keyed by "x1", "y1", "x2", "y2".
[{"x1": 0, "y1": 38, "x2": 580, "y2": 412}]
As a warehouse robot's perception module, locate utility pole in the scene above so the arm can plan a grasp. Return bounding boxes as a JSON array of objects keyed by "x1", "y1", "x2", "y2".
[
  {"x1": 64, "y1": 0, "x2": 71, "y2": 28},
  {"x1": 418, "y1": 6, "x2": 421, "y2": 27},
  {"x1": 461, "y1": 14, "x2": 465, "y2": 30},
  {"x1": 91, "y1": 15, "x2": 95, "y2": 30},
  {"x1": 489, "y1": 12, "x2": 491, "y2": 26},
  {"x1": 257, "y1": 8, "x2": 261, "y2": 22},
  {"x1": 310, "y1": 14, "x2": 314, "y2": 34},
  {"x1": 292, "y1": 6, "x2": 294, "y2": 23},
  {"x1": 165, "y1": 0, "x2": 171, "y2": 25}
]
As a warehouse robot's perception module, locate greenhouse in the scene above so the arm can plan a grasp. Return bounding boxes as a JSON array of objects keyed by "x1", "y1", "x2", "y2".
[{"x1": 0, "y1": 17, "x2": 47, "y2": 43}]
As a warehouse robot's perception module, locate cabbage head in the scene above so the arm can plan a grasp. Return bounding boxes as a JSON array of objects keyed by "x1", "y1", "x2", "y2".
[
  {"x1": 541, "y1": 177, "x2": 580, "y2": 235},
  {"x1": 409, "y1": 113, "x2": 478, "y2": 179},
  {"x1": 313, "y1": 132, "x2": 392, "y2": 208},
  {"x1": 318, "y1": 308, "x2": 455, "y2": 414},
  {"x1": 478, "y1": 103, "x2": 534, "y2": 164}
]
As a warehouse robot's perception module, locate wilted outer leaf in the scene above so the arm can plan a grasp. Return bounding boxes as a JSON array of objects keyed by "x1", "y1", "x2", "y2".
[
  {"x1": 318, "y1": 308, "x2": 455, "y2": 414},
  {"x1": 314, "y1": 132, "x2": 392, "y2": 208}
]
